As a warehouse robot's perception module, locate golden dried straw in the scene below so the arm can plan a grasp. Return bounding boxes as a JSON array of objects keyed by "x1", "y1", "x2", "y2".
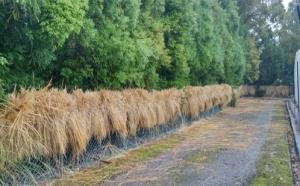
[{"x1": 0, "y1": 84, "x2": 233, "y2": 171}]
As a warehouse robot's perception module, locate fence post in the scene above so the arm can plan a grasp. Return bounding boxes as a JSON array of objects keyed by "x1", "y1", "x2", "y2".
[
  {"x1": 297, "y1": 5, "x2": 300, "y2": 23},
  {"x1": 297, "y1": 61, "x2": 300, "y2": 123}
]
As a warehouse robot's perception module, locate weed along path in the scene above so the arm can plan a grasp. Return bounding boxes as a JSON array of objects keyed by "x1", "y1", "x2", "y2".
[{"x1": 53, "y1": 98, "x2": 292, "y2": 186}]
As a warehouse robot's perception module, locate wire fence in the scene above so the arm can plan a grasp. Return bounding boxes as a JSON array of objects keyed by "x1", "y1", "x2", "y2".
[{"x1": 0, "y1": 106, "x2": 220, "y2": 185}]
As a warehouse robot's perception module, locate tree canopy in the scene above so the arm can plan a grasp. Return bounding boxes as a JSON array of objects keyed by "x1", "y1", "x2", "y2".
[
  {"x1": 238, "y1": 0, "x2": 299, "y2": 85},
  {"x1": 0, "y1": 0, "x2": 298, "y2": 93}
]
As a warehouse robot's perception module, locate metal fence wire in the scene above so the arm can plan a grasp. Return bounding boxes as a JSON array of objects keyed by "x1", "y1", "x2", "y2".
[{"x1": 0, "y1": 107, "x2": 220, "y2": 185}]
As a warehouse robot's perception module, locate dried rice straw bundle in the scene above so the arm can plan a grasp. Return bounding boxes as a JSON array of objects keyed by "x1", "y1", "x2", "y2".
[
  {"x1": 202, "y1": 86, "x2": 214, "y2": 111},
  {"x1": 155, "y1": 88, "x2": 182, "y2": 123},
  {"x1": 33, "y1": 88, "x2": 72, "y2": 157},
  {"x1": 99, "y1": 90, "x2": 128, "y2": 138},
  {"x1": 65, "y1": 111, "x2": 90, "y2": 158},
  {"x1": 72, "y1": 90, "x2": 108, "y2": 142},
  {"x1": 0, "y1": 84, "x2": 234, "y2": 169},
  {"x1": 0, "y1": 88, "x2": 74, "y2": 161},
  {"x1": 122, "y1": 89, "x2": 157, "y2": 131},
  {"x1": 121, "y1": 89, "x2": 141, "y2": 136},
  {"x1": 183, "y1": 86, "x2": 205, "y2": 118}
]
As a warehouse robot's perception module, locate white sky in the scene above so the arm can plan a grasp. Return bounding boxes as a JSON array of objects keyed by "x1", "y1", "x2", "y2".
[{"x1": 282, "y1": 0, "x2": 292, "y2": 9}]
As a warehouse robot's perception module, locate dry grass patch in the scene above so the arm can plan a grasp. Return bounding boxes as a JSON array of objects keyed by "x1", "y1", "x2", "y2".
[{"x1": 240, "y1": 85, "x2": 289, "y2": 98}]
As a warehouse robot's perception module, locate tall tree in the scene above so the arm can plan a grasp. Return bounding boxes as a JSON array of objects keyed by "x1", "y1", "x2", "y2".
[
  {"x1": 237, "y1": 0, "x2": 294, "y2": 85},
  {"x1": 244, "y1": 37, "x2": 261, "y2": 84},
  {"x1": 220, "y1": 0, "x2": 246, "y2": 85}
]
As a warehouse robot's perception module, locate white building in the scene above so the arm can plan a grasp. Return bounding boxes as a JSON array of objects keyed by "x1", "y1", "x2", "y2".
[{"x1": 295, "y1": 49, "x2": 300, "y2": 106}]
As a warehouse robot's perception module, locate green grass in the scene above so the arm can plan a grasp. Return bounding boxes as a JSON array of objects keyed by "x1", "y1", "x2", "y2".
[
  {"x1": 135, "y1": 139, "x2": 177, "y2": 161},
  {"x1": 185, "y1": 150, "x2": 217, "y2": 164},
  {"x1": 251, "y1": 106, "x2": 292, "y2": 186},
  {"x1": 54, "y1": 134, "x2": 184, "y2": 185},
  {"x1": 172, "y1": 170, "x2": 187, "y2": 184}
]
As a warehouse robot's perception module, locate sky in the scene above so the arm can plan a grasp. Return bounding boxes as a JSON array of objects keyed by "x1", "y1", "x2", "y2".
[{"x1": 282, "y1": 0, "x2": 293, "y2": 9}]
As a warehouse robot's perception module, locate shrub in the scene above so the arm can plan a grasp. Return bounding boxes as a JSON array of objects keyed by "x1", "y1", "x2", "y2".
[{"x1": 255, "y1": 88, "x2": 266, "y2": 97}]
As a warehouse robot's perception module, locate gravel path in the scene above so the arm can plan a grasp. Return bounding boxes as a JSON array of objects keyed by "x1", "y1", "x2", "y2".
[{"x1": 101, "y1": 98, "x2": 282, "y2": 186}]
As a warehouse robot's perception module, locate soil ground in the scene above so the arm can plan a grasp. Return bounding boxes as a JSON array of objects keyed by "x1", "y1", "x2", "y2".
[{"x1": 52, "y1": 98, "x2": 292, "y2": 186}]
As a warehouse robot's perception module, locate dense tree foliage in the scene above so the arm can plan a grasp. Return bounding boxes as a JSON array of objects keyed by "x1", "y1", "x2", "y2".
[
  {"x1": 0, "y1": 0, "x2": 248, "y2": 93},
  {"x1": 5, "y1": 0, "x2": 299, "y2": 93}
]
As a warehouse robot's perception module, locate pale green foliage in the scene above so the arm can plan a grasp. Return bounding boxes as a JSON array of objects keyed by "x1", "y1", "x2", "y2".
[
  {"x1": 39, "y1": 0, "x2": 88, "y2": 48},
  {"x1": 0, "y1": 55, "x2": 8, "y2": 99},
  {"x1": 245, "y1": 37, "x2": 261, "y2": 84}
]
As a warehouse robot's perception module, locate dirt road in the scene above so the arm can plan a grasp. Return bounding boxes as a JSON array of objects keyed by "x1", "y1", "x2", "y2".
[{"x1": 54, "y1": 98, "x2": 292, "y2": 186}]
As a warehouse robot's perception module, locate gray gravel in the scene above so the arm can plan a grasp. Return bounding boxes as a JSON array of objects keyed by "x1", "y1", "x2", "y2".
[{"x1": 101, "y1": 99, "x2": 281, "y2": 186}]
